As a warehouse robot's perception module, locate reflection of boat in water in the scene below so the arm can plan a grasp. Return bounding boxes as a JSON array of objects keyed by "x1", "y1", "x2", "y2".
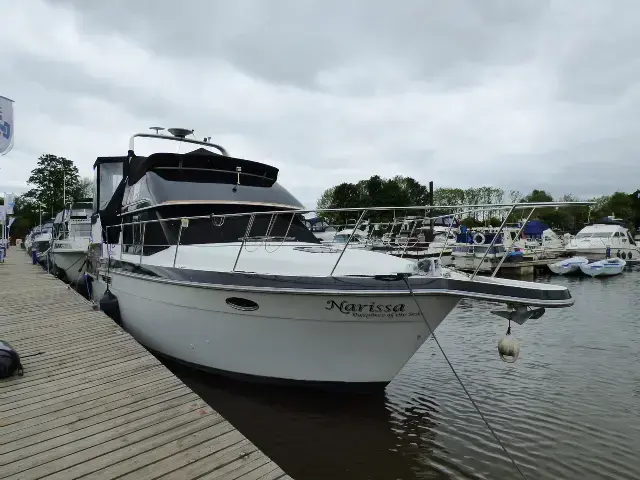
[{"x1": 163, "y1": 359, "x2": 436, "y2": 480}]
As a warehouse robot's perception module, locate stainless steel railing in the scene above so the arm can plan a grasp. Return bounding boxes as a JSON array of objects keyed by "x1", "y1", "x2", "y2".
[{"x1": 102, "y1": 201, "x2": 592, "y2": 278}]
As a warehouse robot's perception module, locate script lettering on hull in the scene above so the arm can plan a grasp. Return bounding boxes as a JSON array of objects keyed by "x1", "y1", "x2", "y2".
[{"x1": 325, "y1": 300, "x2": 420, "y2": 319}]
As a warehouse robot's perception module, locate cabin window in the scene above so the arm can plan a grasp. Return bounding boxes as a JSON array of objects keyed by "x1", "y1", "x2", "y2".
[
  {"x1": 70, "y1": 223, "x2": 92, "y2": 238},
  {"x1": 122, "y1": 214, "x2": 144, "y2": 255},
  {"x1": 99, "y1": 163, "x2": 124, "y2": 210},
  {"x1": 120, "y1": 204, "x2": 320, "y2": 255}
]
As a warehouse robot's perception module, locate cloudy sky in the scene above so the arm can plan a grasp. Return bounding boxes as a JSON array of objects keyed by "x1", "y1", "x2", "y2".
[{"x1": 2, "y1": 0, "x2": 639, "y2": 207}]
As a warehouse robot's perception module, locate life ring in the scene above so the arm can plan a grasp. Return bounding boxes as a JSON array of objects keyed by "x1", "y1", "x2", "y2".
[{"x1": 473, "y1": 233, "x2": 485, "y2": 245}]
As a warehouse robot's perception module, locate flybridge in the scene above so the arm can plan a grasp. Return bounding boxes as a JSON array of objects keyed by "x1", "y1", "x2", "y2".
[{"x1": 120, "y1": 127, "x2": 280, "y2": 186}]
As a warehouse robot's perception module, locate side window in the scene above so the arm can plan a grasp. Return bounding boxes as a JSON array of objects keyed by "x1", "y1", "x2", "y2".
[{"x1": 122, "y1": 215, "x2": 142, "y2": 254}]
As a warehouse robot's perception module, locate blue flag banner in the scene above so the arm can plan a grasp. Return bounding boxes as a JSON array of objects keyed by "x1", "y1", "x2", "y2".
[{"x1": 0, "y1": 96, "x2": 15, "y2": 155}]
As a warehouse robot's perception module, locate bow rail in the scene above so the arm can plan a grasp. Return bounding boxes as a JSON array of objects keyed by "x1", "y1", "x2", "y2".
[{"x1": 102, "y1": 201, "x2": 593, "y2": 277}]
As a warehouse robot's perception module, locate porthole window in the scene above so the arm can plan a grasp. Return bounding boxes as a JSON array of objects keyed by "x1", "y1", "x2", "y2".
[{"x1": 225, "y1": 297, "x2": 259, "y2": 311}]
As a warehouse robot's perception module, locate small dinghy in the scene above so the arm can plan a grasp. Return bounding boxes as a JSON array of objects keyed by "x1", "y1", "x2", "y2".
[
  {"x1": 579, "y1": 258, "x2": 626, "y2": 277},
  {"x1": 548, "y1": 256, "x2": 589, "y2": 275}
]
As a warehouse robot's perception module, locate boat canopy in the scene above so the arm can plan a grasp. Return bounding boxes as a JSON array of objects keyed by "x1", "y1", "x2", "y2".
[{"x1": 127, "y1": 148, "x2": 279, "y2": 187}]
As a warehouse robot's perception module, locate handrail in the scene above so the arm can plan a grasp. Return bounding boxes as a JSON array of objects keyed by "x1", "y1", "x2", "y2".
[
  {"x1": 101, "y1": 200, "x2": 593, "y2": 278},
  {"x1": 128, "y1": 132, "x2": 229, "y2": 156},
  {"x1": 470, "y1": 204, "x2": 517, "y2": 280},
  {"x1": 232, "y1": 213, "x2": 256, "y2": 271},
  {"x1": 329, "y1": 210, "x2": 367, "y2": 276},
  {"x1": 490, "y1": 207, "x2": 536, "y2": 278},
  {"x1": 113, "y1": 201, "x2": 594, "y2": 229}
]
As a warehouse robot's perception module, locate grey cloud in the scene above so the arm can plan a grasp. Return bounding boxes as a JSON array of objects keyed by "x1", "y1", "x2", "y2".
[
  {"x1": 3, "y1": 0, "x2": 640, "y2": 209},
  {"x1": 52, "y1": 0, "x2": 547, "y2": 90}
]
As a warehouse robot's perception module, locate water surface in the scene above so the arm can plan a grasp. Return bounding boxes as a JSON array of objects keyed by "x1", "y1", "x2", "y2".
[{"x1": 164, "y1": 269, "x2": 640, "y2": 479}]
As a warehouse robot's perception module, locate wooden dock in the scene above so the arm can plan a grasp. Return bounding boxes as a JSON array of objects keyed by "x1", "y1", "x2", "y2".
[{"x1": 0, "y1": 252, "x2": 291, "y2": 480}]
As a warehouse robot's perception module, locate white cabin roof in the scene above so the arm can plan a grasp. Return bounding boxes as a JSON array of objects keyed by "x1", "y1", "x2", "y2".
[{"x1": 577, "y1": 223, "x2": 627, "y2": 235}]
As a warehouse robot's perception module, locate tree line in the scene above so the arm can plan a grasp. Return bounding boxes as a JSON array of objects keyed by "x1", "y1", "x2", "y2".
[
  {"x1": 316, "y1": 175, "x2": 640, "y2": 233},
  {"x1": 10, "y1": 154, "x2": 92, "y2": 239}
]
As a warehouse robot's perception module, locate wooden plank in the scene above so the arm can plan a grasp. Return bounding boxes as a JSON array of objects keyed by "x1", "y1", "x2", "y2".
[{"x1": 0, "y1": 252, "x2": 290, "y2": 479}]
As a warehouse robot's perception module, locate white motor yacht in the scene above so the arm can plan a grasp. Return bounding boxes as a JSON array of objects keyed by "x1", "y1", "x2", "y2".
[
  {"x1": 51, "y1": 201, "x2": 93, "y2": 282},
  {"x1": 85, "y1": 128, "x2": 583, "y2": 392},
  {"x1": 32, "y1": 221, "x2": 53, "y2": 265},
  {"x1": 566, "y1": 218, "x2": 639, "y2": 264}
]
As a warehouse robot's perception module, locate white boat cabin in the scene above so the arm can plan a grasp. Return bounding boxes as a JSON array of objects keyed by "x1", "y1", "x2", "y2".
[{"x1": 567, "y1": 222, "x2": 639, "y2": 262}]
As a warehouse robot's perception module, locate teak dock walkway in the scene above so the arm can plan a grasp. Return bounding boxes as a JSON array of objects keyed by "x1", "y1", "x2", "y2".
[{"x1": 0, "y1": 252, "x2": 291, "y2": 480}]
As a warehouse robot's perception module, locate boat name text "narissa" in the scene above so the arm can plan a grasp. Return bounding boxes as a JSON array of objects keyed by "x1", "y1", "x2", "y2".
[{"x1": 325, "y1": 300, "x2": 420, "y2": 318}]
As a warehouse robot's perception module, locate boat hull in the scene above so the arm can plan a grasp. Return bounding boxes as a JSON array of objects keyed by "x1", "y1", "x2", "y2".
[
  {"x1": 579, "y1": 259, "x2": 626, "y2": 277},
  {"x1": 92, "y1": 270, "x2": 460, "y2": 387},
  {"x1": 547, "y1": 257, "x2": 589, "y2": 275},
  {"x1": 52, "y1": 250, "x2": 87, "y2": 282},
  {"x1": 566, "y1": 246, "x2": 640, "y2": 264}
]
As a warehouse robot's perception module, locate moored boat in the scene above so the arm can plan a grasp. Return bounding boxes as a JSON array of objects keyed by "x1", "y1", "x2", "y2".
[
  {"x1": 50, "y1": 200, "x2": 93, "y2": 282},
  {"x1": 579, "y1": 258, "x2": 626, "y2": 277},
  {"x1": 548, "y1": 256, "x2": 589, "y2": 275},
  {"x1": 85, "y1": 127, "x2": 588, "y2": 391}
]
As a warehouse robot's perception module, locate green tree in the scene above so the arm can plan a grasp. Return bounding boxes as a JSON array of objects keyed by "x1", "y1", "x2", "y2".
[
  {"x1": 77, "y1": 177, "x2": 93, "y2": 200},
  {"x1": 522, "y1": 189, "x2": 553, "y2": 203},
  {"x1": 22, "y1": 154, "x2": 82, "y2": 216},
  {"x1": 590, "y1": 192, "x2": 634, "y2": 228}
]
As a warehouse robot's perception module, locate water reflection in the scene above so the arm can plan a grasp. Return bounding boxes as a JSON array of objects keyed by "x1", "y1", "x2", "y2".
[
  {"x1": 163, "y1": 361, "x2": 450, "y2": 480},
  {"x1": 161, "y1": 270, "x2": 640, "y2": 480}
]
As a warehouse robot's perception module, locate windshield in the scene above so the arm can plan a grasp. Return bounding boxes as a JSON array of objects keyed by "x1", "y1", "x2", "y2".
[{"x1": 70, "y1": 223, "x2": 92, "y2": 236}]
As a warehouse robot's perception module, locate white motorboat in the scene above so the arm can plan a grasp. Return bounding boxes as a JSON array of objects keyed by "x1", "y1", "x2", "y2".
[
  {"x1": 32, "y1": 221, "x2": 53, "y2": 265},
  {"x1": 579, "y1": 258, "x2": 626, "y2": 277},
  {"x1": 329, "y1": 228, "x2": 370, "y2": 249},
  {"x1": 85, "y1": 128, "x2": 582, "y2": 391},
  {"x1": 422, "y1": 225, "x2": 459, "y2": 266},
  {"x1": 547, "y1": 256, "x2": 589, "y2": 275},
  {"x1": 24, "y1": 228, "x2": 35, "y2": 254},
  {"x1": 566, "y1": 218, "x2": 640, "y2": 264},
  {"x1": 452, "y1": 231, "x2": 507, "y2": 272},
  {"x1": 50, "y1": 201, "x2": 93, "y2": 282}
]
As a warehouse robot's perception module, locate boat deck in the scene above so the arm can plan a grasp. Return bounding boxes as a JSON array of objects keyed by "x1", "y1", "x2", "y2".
[{"x1": 0, "y1": 251, "x2": 290, "y2": 480}]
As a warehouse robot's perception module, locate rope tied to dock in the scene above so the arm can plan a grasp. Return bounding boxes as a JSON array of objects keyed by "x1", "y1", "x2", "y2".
[{"x1": 373, "y1": 273, "x2": 528, "y2": 480}]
